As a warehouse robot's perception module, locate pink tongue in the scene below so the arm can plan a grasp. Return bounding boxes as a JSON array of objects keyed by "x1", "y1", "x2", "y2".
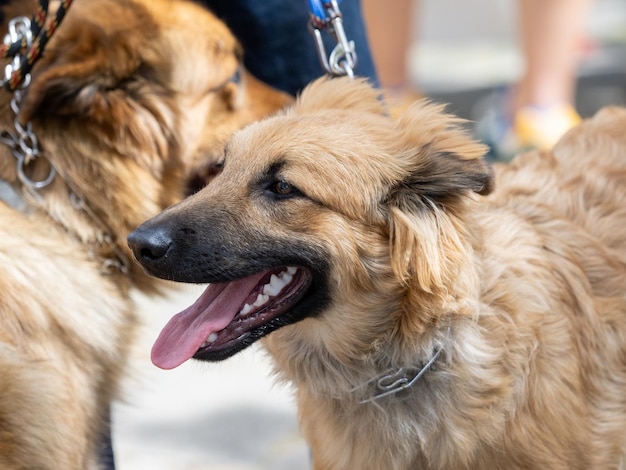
[{"x1": 151, "y1": 272, "x2": 267, "y2": 370}]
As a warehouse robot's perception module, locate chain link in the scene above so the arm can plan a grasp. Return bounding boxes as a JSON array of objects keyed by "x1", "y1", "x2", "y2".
[
  {"x1": 2, "y1": 17, "x2": 33, "y2": 88},
  {"x1": 1, "y1": 89, "x2": 56, "y2": 191},
  {"x1": 0, "y1": 14, "x2": 57, "y2": 191},
  {"x1": 0, "y1": 16, "x2": 56, "y2": 190}
]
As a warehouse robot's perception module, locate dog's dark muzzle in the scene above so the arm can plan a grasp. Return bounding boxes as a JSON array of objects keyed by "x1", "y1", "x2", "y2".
[
  {"x1": 128, "y1": 193, "x2": 331, "y2": 289},
  {"x1": 127, "y1": 222, "x2": 174, "y2": 274},
  {"x1": 128, "y1": 201, "x2": 246, "y2": 282},
  {"x1": 126, "y1": 209, "x2": 209, "y2": 282},
  {"x1": 128, "y1": 221, "x2": 173, "y2": 267},
  {"x1": 128, "y1": 223, "x2": 172, "y2": 260}
]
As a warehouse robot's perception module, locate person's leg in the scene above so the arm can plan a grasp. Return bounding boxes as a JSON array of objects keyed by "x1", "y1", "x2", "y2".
[
  {"x1": 201, "y1": 1, "x2": 378, "y2": 95},
  {"x1": 515, "y1": 0, "x2": 591, "y2": 109},
  {"x1": 512, "y1": 0, "x2": 592, "y2": 149},
  {"x1": 362, "y1": 0, "x2": 415, "y2": 91}
]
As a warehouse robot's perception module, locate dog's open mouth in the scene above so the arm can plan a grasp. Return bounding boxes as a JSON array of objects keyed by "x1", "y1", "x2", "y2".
[{"x1": 151, "y1": 266, "x2": 312, "y2": 369}]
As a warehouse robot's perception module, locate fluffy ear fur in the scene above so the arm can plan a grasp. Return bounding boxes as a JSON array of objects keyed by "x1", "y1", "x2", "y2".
[
  {"x1": 14, "y1": 0, "x2": 178, "y2": 174},
  {"x1": 292, "y1": 76, "x2": 387, "y2": 116},
  {"x1": 386, "y1": 100, "x2": 492, "y2": 297},
  {"x1": 18, "y1": 1, "x2": 157, "y2": 121}
]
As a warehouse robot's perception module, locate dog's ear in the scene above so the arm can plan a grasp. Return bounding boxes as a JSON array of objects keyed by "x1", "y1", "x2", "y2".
[
  {"x1": 393, "y1": 100, "x2": 494, "y2": 198},
  {"x1": 292, "y1": 76, "x2": 387, "y2": 116},
  {"x1": 14, "y1": 6, "x2": 178, "y2": 169},
  {"x1": 16, "y1": 0, "x2": 158, "y2": 122},
  {"x1": 386, "y1": 101, "x2": 493, "y2": 295}
]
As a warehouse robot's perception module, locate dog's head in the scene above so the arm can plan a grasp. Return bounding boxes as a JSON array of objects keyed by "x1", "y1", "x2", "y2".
[
  {"x1": 128, "y1": 77, "x2": 492, "y2": 368},
  {"x1": 0, "y1": 0, "x2": 290, "y2": 287}
]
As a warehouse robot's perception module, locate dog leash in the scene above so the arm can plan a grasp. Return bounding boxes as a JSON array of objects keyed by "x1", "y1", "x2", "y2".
[
  {"x1": 307, "y1": 0, "x2": 357, "y2": 78},
  {"x1": 0, "y1": 0, "x2": 74, "y2": 91}
]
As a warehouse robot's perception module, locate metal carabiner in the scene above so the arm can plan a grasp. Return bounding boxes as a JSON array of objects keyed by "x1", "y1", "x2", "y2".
[
  {"x1": 328, "y1": 26, "x2": 356, "y2": 77},
  {"x1": 308, "y1": 24, "x2": 333, "y2": 75},
  {"x1": 307, "y1": 0, "x2": 357, "y2": 78}
]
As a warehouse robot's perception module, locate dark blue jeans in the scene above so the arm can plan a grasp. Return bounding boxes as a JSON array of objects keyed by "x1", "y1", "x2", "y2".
[{"x1": 200, "y1": 1, "x2": 378, "y2": 95}]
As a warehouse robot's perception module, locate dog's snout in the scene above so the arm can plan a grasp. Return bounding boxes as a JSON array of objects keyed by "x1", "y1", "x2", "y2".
[{"x1": 127, "y1": 225, "x2": 173, "y2": 265}]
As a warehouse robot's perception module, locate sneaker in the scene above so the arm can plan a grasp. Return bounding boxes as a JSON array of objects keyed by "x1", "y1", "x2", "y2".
[
  {"x1": 474, "y1": 90, "x2": 581, "y2": 162},
  {"x1": 514, "y1": 103, "x2": 581, "y2": 151}
]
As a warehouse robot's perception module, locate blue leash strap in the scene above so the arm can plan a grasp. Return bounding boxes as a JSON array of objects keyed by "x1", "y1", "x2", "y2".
[
  {"x1": 307, "y1": 0, "x2": 325, "y2": 27},
  {"x1": 307, "y1": 0, "x2": 341, "y2": 28},
  {"x1": 307, "y1": 0, "x2": 357, "y2": 77}
]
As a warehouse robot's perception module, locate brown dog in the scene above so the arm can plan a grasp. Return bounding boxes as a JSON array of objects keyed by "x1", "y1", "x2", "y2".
[
  {"x1": 128, "y1": 77, "x2": 626, "y2": 469},
  {"x1": 0, "y1": 0, "x2": 289, "y2": 468}
]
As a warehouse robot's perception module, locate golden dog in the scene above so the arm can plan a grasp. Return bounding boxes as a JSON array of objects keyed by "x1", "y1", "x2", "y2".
[
  {"x1": 0, "y1": 0, "x2": 289, "y2": 468},
  {"x1": 128, "y1": 77, "x2": 626, "y2": 469}
]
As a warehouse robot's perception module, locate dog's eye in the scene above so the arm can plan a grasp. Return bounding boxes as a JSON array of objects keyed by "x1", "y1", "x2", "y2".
[
  {"x1": 267, "y1": 180, "x2": 300, "y2": 198},
  {"x1": 273, "y1": 180, "x2": 294, "y2": 195},
  {"x1": 230, "y1": 66, "x2": 242, "y2": 85}
]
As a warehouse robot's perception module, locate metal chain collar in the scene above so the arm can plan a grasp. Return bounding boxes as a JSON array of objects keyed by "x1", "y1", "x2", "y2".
[
  {"x1": 0, "y1": 15, "x2": 56, "y2": 192},
  {"x1": 308, "y1": 0, "x2": 358, "y2": 78},
  {"x1": 0, "y1": 11, "x2": 128, "y2": 275},
  {"x1": 0, "y1": 88, "x2": 56, "y2": 192}
]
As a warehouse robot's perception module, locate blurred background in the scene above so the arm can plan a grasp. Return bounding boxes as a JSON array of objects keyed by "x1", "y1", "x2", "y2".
[
  {"x1": 412, "y1": 0, "x2": 626, "y2": 130},
  {"x1": 364, "y1": 0, "x2": 626, "y2": 160},
  {"x1": 113, "y1": 1, "x2": 626, "y2": 469}
]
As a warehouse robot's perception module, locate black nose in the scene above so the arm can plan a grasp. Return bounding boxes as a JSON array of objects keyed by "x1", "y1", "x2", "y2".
[{"x1": 127, "y1": 225, "x2": 173, "y2": 265}]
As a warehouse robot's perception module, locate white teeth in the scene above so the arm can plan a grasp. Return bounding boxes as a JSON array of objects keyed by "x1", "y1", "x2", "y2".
[
  {"x1": 253, "y1": 293, "x2": 269, "y2": 307},
  {"x1": 201, "y1": 332, "x2": 219, "y2": 347},
  {"x1": 240, "y1": 303, "x2": 253, "y2": 316},
  {"x1": 262, "y1": 268, "x2": 296, "y2": 296},
  {"x1": 263, "y1": 274, "x2": 280, "y2": 296},
  {"x1": 263, "y1": 272, "x2": 291, "y2": 296},
  {"x1": 238, "y1": 267, "x2": 299, "y2": 316}
]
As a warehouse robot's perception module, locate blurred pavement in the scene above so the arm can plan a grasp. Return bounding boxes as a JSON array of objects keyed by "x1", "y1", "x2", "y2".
[{"x1": 113, "y1": 286, "x2": 310, "y2": 470}]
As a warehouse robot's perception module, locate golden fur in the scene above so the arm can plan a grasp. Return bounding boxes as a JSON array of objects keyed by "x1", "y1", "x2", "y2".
[
  {"x1": 128, "y1": 77, "x2": 626, "y2": 469},
  {"x1": 0, "y1": 0, "x2": 289, "y2": 468}
]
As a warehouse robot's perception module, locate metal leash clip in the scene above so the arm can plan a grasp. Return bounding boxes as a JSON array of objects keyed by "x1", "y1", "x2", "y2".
[{"x1": 307, "y1": 0, "x2": 357, "y2": 78}]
